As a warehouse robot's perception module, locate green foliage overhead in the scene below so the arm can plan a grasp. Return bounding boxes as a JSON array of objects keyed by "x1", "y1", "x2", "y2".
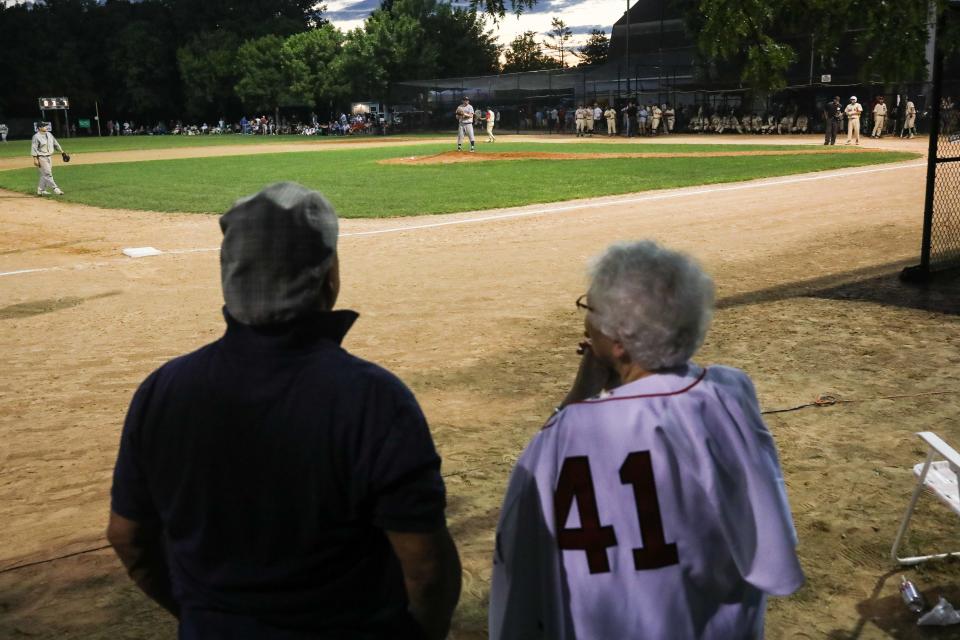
[
  {"x1": 235, "y1": 35, "x2": 292, "y2": 113},
  {"x1": 178, "y1": 31, "x2": 242, "y2": 119},
  {"x1": 545, "y1": 17, "x2": 574, "y2": 69},
  {"x1": 691, "y1": 0, "x2": 956, "y2": 90},
  {"x1": 283, "y1": 26, "x2": 348, "y2": 108},
  {"x1": 577, "y1": 29, "x2": 610, "y2": 67},
  {"x1": 426, "y1": 4, "x2": 502, "y2": 79},
  {"x1": 503, "y1": 31, "x2": 557, "y2": 73}
]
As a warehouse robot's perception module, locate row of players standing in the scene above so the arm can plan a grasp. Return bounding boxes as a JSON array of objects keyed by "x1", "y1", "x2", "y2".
[
  {"x1": 528, "y1": 104, "x2": 676, "y2": 136},
  {"x1": 822, "y1": 95, "x2": 918, "y2": 145}
]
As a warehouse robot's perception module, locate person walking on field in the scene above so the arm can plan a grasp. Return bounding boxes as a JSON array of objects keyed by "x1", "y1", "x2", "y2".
[
  {"x1": 844, "y1": 96, "x2": 863, "y2": 145},
  {"x1": 31, "y1": 122, "x2": 65, "y2": 196},
  {"x1": 0, "y1": 123, "x2": 8, "y2": 143},
  {"x1": 455, "y1": 96, "x2": 476, "y2": 152},
  {"x1": 871, "y1": 97, "x2": 887, "y2": 138},
  {"x1": 108, "y1": 182, "x2": 462, "y2": 640},
  {"x1": 485, "y1": 106, "x2": 496, "y2": 142}
]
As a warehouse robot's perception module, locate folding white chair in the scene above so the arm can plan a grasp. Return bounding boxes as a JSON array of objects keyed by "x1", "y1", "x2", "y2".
[{"x1": 891, "y1": 431, "x2": 960, "y2": 565}]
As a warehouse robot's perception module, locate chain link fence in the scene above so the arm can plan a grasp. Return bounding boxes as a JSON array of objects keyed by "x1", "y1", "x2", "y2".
[
  {"x1": 392, "y1": 63, "x2": 937, "y2": 137},
  {"x1": 926, "y1": 72, "x2": 960, "y2": 271}
]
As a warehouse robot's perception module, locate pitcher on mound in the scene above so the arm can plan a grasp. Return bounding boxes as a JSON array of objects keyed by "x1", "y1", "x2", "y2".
[{"x1": 455, "y1": 97, "x2": 476, "y2": 152}]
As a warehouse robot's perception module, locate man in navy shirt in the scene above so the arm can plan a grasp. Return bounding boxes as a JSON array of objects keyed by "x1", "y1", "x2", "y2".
[{"x1": 108, "y1": 182, "x2": 461, "y2": 639}]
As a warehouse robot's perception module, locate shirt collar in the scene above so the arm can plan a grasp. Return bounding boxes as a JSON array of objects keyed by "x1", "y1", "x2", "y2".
[
  {"x1": 601, "y1": 363, "x2": 703, "y2": 399},
  {"x1": 221, "y1": 307, "x2": 358, "y2": 353}
]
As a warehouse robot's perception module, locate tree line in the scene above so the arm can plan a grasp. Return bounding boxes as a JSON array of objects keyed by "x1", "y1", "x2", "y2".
[
  {"x1": 1, "y1": 0, "x2": 953, "y2": 122},
  {"x1": 0, "y1": 0, "x2": 607, "y2": 123}
]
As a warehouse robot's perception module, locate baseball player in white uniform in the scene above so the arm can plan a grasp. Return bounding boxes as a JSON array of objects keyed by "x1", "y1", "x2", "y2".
[
  {"x1": 0, "y1": 123, "x2": 8, "y2": 143},
  {"x1": 902, "y1": 98, "x2": 917, "y2": 138},
  {"x1": 31, "y1": 122, "x2": 65, "y2": 196},
  {"x1": 872, "y1": 97, "x2": 887, "y2": 138},
  {"x1": 575, "y1": 106, "x2": 586, "y2": 137},
  {"x1": 455, "y1": 97, "x2": 476, "y2": 152},
  {"x1": 485, "y1": 107, "x2": 496, "y2": 142},
  {"x1": 490, "y1": 240, "x2": 804, "y2": 640},
  {"x1": 603, "y1": 106, "x2": 617, "y2": 135},
  {"x1": 844, "y1": 96, "x2": 863, "y2": 144}
]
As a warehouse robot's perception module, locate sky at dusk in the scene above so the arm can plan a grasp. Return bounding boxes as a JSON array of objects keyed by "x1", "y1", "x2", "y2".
[
  {"x1": 325, "y1": 0, "x2": 628, "y2": 52},
  {"x1": 3, "y1": 0, "x2": 629, "y2": 55}
]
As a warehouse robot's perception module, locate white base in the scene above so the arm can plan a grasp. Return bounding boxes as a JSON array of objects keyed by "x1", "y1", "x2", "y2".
[{"x1": 122, "y1": 246, "x2": 163, "y2": 258}]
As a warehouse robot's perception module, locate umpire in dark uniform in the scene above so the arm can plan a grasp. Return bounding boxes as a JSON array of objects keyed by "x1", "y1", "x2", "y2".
[
  {"x1": 823, "y1": 96, "x2": 842, "y2": 145},
  {"x1": 107, "y1": 182, "x2": 461, "y2": 639}
]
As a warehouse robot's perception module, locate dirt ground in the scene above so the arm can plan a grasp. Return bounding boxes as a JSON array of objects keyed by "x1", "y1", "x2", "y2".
[{"x1": 2, "y1": 134, "x2": 959, "y2": 639}]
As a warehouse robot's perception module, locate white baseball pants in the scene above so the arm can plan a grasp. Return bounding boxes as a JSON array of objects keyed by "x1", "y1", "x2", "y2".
[
  {"x1": 36, "y1": 156, "x2": 60, "y2": 192},
  {"x1": 457, "y1": 123, "x2": 475, "y2": 147}
]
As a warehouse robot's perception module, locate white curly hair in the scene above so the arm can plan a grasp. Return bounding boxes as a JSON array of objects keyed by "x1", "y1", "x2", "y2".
[{"x1": 586, "y1": 240, "x2": 715, "y2": 371}]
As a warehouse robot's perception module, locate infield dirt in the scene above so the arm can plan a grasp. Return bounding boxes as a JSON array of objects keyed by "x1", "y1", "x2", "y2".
[{"x1": 1, "y1": 135, "x2": 958, "y2": 640}]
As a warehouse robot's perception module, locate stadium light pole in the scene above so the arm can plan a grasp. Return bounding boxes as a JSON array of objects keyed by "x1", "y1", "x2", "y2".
[
  {"x1": 657, "y1": 0, "x2": 663, "y2": 104},
  {"x1": 625, "y1": 0, "x2": 630, "y2": 95}
]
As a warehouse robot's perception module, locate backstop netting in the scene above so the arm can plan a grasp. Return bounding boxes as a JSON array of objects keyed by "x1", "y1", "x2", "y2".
[
  {"x1": 916, "y1": 4, "x2": 960, "y2": 277},
  {"x1": 926, "y1": 73, "x2": 960, "y2": 272}
]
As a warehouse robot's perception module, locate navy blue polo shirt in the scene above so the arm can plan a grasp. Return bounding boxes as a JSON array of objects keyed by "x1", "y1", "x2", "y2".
[{"x1": 111, "y1": 310, "x2": 446, "y2": 639}]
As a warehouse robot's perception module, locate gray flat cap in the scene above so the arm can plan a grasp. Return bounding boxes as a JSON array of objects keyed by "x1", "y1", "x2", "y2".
[{"x1": 220, "y1": 182, "x2": 338, "y2": 326}]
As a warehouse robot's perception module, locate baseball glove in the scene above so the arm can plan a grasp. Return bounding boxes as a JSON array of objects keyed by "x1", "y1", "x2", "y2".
[{"x1": 61, "y1": 152, "x2": 70, "y2": 163}]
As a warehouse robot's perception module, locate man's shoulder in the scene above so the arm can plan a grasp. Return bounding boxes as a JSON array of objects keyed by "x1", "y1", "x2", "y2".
[
  {"x1": 147, "y1": 341, "x2": 222, "y2": 385},
  {"x1": 147, "y1": 339, "x2": 415, "y2": 402}
]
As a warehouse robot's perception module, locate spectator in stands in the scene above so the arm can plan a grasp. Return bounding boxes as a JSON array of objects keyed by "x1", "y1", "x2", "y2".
[{"x1": 108, "y1": 182, "x2": 462, "y2": 640}]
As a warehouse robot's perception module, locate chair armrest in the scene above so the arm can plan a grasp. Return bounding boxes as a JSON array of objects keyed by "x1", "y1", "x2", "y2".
[{"x1": 917, "y1": 432, "x2": 960, "y2": 471}]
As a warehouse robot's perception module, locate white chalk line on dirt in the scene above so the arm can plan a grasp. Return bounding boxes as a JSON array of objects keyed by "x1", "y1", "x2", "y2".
[{"x1": 0, "y1": 160, "x2": 925, "y2": 279}]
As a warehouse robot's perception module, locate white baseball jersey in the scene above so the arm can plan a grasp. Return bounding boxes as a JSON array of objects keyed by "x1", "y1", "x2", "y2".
[
  {"x1": 845, "y1": 103, "x2": 863, "y2": 119},
  {"x1": 31, "y1": 131, "x2": 63, "y2": 157},
  {"x1": 458, "y1": 104, "x2": 475, "y2": 124},
  {"x1": 490, "y1": 364, "x2": 803, "y2": 640}
]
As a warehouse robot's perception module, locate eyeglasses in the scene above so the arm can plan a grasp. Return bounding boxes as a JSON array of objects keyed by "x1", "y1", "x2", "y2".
[{"x1": 575, "y1": 294, "x2": 595, "y2": 313}]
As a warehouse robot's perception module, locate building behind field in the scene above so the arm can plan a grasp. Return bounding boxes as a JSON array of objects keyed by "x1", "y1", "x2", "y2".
[{"x1": 394, "y1": 0, "x2": 954, "y2": 136}]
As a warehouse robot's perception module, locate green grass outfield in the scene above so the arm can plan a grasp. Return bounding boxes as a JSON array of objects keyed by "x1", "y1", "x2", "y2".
[
  {"x1": 0, "y1": 141, "x2": 917, "y2": 217},
  {"x1": 0, "y1": 133, "x2": 448, "y2": 158}
]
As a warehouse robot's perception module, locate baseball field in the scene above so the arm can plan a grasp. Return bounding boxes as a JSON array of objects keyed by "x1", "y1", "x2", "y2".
[{"x1": 1, "y1": 133, "x2": 958, "y2": 639}]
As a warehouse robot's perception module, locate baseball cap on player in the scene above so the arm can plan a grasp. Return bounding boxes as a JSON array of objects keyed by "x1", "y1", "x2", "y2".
[
  {"x1": 850, "y1": 96, "x2": 857, "y2": 102},
  {"x1": 219, "y1": 182, "x2": 339, "y2": 326},
  {"x1": 39, "y1": 121, "x2": 51, "y2": 129},
  {"x1": 462, "y1": 96, "x2": 470, "y2": 101}
]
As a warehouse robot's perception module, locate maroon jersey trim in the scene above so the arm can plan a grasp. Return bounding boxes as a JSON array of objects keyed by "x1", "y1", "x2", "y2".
[{"x1": 542, "y1": 367, "x2": 708, "y2": 430}]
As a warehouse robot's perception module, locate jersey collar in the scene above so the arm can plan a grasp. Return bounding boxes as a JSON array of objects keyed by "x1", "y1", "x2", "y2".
[
  {"x1": 586, "y1": 363, "x2": 706, "y2": 405},
  {"x1": 221, "y1": 307, "x2": 358, "y2": 353}
]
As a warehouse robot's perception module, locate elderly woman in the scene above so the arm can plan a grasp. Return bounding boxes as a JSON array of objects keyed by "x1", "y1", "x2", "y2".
[{"x1": 489, "y1": 240, "x2": 804, "y2": 640}]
